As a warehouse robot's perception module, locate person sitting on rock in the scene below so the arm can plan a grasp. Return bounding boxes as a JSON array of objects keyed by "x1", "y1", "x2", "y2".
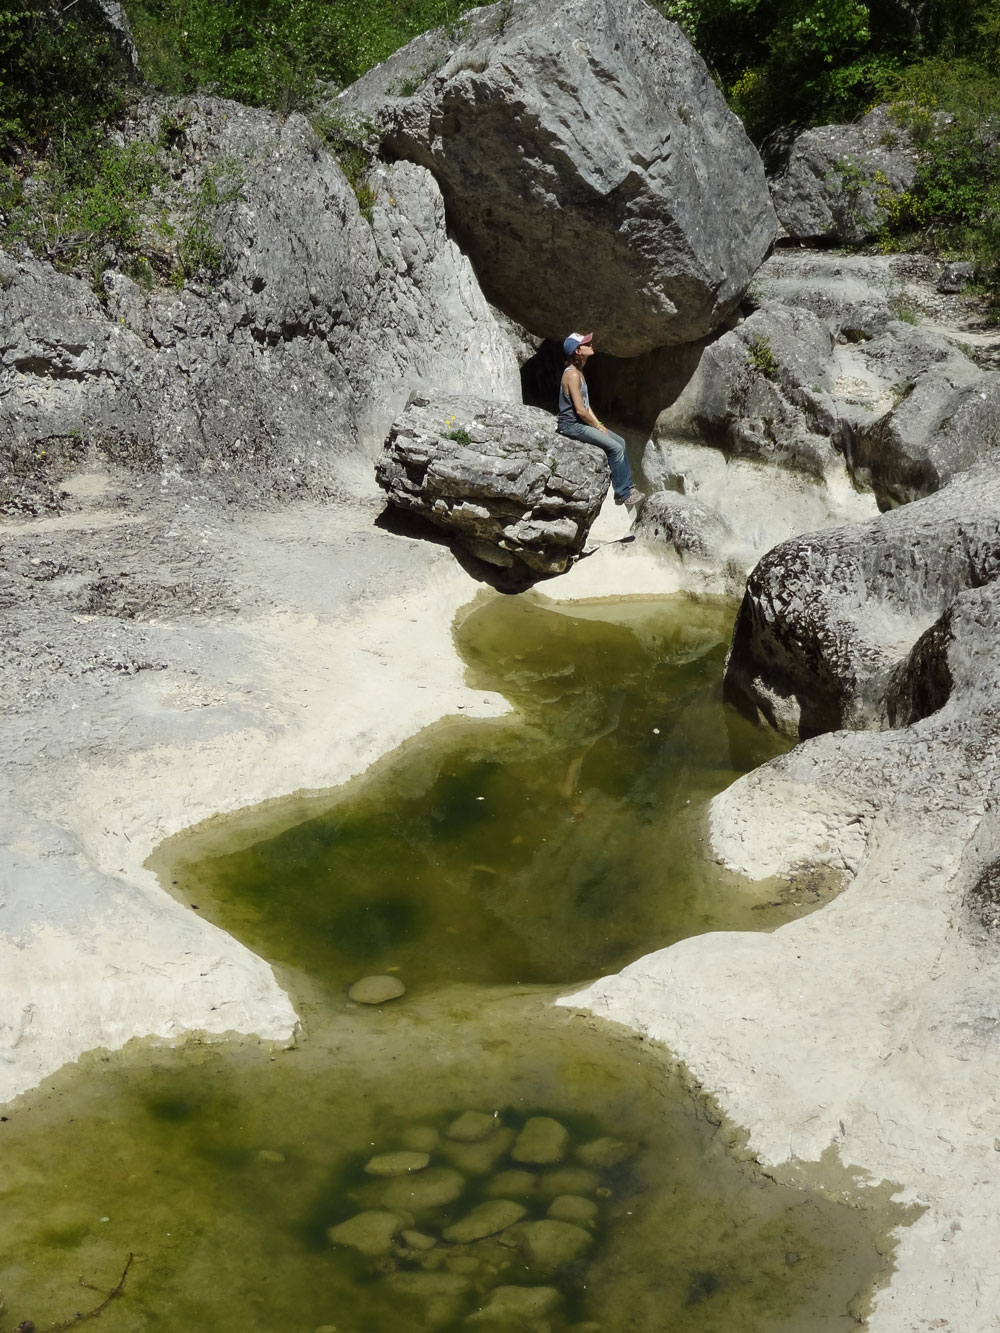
[{"x1": 557, "y1": 332, "x2": 645, "y2": 507}]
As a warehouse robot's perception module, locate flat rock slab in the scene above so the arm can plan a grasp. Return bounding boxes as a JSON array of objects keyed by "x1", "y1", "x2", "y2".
[
  {"x1": 364, "y1": 1150, "x2": 430, "y2": 1176},
  {"x1": 348, "y1": 974, "x2": 406, "y2": 1004},
  {"x1": 376, "y1": 394, "x2": 608, "y2": 574}
]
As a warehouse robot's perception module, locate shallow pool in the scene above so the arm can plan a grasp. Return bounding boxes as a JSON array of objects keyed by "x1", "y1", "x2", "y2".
[{"x1": 0, "y1": 593, "x2": 905, "y2": 1332}]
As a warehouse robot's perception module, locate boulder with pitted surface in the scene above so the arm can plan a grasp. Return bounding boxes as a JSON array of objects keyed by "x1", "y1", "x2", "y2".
[
  {"x1": 338, "y1": 0, "x2": 776, "y2": 356},
  {"x1": 376, "y1": 395, "x2": 608, "y2": 574}
]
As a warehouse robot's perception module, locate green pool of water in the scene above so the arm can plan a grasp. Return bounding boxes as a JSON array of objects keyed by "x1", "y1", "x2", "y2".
[
  {"x1": 0, "y1": 593, "x2": 906, "y2": 1332},
  {"x1": 158, "y1": 593, "x2": 816, "y2": 997}
]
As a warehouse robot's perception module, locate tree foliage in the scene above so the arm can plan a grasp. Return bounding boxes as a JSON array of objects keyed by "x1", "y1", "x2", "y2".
[
  {"x1": 656, "y1": 0, "x2": 1000, "y2": 137},
  {"x1": 126, "y1": 0, "x2": 470, "y2": 110}
]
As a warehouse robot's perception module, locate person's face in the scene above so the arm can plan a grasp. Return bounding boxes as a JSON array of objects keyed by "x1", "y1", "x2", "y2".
[{"x1": 576, "y1": 342, "x2": 594, "y2": 363}]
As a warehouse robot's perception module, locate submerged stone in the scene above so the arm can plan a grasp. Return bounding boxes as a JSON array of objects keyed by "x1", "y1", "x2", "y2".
[
  {"x1": 386, "y1": 1269, "x2": 471, "y2": 1322},
  {"x1": 512, "y1": 1219, "x2": 594, "y2": 1272},
  {"x1": 400, "y1": 1228, "x2": 437, "y2": 1251},
  {"x1": 511, "y1": 1117, "x2": 569, "y2": 1165},
  {"x1": 575, "y1": 1137, "x2": 635, "y2": 1169},
  {"x1": 401, "y1": 1125, "x2": 442, "y2": 1153},
  {"x1": 327, "y1": 1210, "x2": 407, "y2": 1256},
  {"x1": 441, "y1": 1126, "x2": 515, "y2": 1175},
  {"x1": 466, "y1": 1283, "x2": 563, "y2": 1325},
  {"x1": 485, "y1": 1169, "x2": 537, "y2": 1200},
  {"x1": 446, "y1": 1110, "x2": 498, "y2": 1142},
  {"x1": 348, "y1": 975, "x2": 406, "y2": 1004},
  {"x1": 382, "y1": 1166, "x2": 465, "y2": 1212},
  {"x1": 538, "y1": 1167, "x2": 600, "y2": 1198},
  {"x1": 547, "y1": 1194, "x2": 598, "y2": 1227},
  {"x1": 365, "y1": 1151, "x2": 430, "y2": 1176},
  {"x1": 445, "y1": 1254, "x2": 483, "y2": 1275},
  {"x1": 442, "y1": 1199, "x2": 527, "y2": 1243}
]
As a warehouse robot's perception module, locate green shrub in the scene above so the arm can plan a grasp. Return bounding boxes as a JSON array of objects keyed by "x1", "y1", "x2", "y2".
[
  {"x1": 128, "y1": 0, "x2": 475, "y2": 107},
  {"x1": 746, "y1": 333, "x2": 777, "y2": 378}
]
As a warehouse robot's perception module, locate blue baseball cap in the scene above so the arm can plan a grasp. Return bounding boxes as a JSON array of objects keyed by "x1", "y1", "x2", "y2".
[{"x1": 563, "y1": 331, "x2": 593, "y2": 356}]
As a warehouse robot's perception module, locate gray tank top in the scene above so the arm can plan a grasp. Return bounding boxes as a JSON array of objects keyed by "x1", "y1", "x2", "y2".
[{"x1": 558, "y1": 370, "x2": 589, "y2": 426}]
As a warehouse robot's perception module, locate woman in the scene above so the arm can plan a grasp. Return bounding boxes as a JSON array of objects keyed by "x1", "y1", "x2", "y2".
[{"x1": 556, "y1": 332, "x2": 644, "y2": 507}]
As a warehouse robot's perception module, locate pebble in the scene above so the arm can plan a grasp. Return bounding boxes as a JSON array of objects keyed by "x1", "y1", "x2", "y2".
[
  {"x1": 347, "y1": 975, "x2": 406, "y2": 1004},
  {"x1": 440, "y1": 1126, "x2": 515, "y2": 1175},
  {"x1": 484, "y1": 1169, "x2": 536, "y2": 1199},
  {"x1": 364, "y1": 1151, "x2": 430, "y2": 1177},
  {"x1": 327, "y1": 1210, "x2": 406, "y2": 1256},
  {"x1": 511, "y1": 1116, "x2": 569, "y2": 1165},
  {"x1": 445, "y1": 1254, "x2": 482, "y2": 1275},
  {"x1": 466, "y1": 1284, "x2": 562, "y2": 1325},
  {"x1": 400, "y1": 1125, "x2": 441, "y2": 1153},
  {"x1": 400, "y1": 1229, "x2": 437, "y2": 1251},
  {"x1": 575, "y1": 1136, "x2": 635, "y2": 1169},
  {"x1": 385, "y1": 1271, "x2": 470, "y2": 1325},
  {"x1": 547, "y1": 1194, "x2": 598, "y2": 1227},
  {"x1": 538, "y1": 1166, "x2": 600, "y2": 1197},
  {"x1": 386, "y1": 1270, "x2": 469, "y2": 1298},
  {"x1": 445, "y1": 1110, "x2": 497, "y2": 1142},
  {"x1": 513, "y1": 1218, "x2": 594, "y2": 1272},
  {"x1": 381, "y1": 1165, "x2": 465, "y2": 1212},
  {"x1": 442, "y1": 1199, "x2": 527, "y2": 1243}
]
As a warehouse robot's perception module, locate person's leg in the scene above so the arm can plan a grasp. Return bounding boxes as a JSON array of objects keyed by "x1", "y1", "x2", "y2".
[{"x1": 558, "y1": 422, "x2": 634, "y2": 498}]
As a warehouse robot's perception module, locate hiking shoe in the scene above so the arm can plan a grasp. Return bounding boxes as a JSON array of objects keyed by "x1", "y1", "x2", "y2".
[{"x1": 614, "y1": 486, "x2": 646, "y2": 507}]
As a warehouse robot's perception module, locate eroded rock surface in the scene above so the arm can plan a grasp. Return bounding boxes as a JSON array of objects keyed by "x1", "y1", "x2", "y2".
[
  {"x1": 652, "y1": 292, "x2": 1000, "y2": 512},
  {"x1": 0, "y1": 96, "x2": 517, "y2": 515},
  {"x1": 723, "y1": 459, "x2": 1000, "y2": 739},
  {"x1": 375, "y1": 395, "x2": 608, "y2": 573},
  {"x1": 339, "y1": 0, "x2": 776, "y2": 355}
]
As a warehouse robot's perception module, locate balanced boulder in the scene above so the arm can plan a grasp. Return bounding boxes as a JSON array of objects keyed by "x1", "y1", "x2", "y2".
[
  {"x1": 376, "y1": 395, "x2": 608, "y2": 574},
  {"x1": 339, "y1": 0, "x2": 776, "y2": 355}
]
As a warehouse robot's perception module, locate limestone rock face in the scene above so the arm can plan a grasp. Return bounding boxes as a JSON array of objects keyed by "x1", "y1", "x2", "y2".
[
  {"x1": 0, "y1": 96, "x2": 518, "y2": 514},
  {"x1": 853, "y1": 365, "x2": 1000, "y2": 508},
  {"x1": 654, "y1": 298, "x2": 1000, "y2": 510},
  {"x1": 770, "y1": 105, "x2": 918, "y2": 244},
  {"x1": 339, "y1": 0, "x2": 776, "y2": 355},
  {"x1": 723, "y1": 459, "x2": 1000, "y2": 739},
  {"x1": 375, "y1": 395, "x2": 608, "y2": 574}
]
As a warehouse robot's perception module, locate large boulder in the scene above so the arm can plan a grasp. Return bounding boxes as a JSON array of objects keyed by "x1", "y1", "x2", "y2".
[
  {"x1": 338, "y1": 0, "x2": 777, "y2": 356},
  {"x1": 722, "y1": 458, "x2": 1000, "y2": 739},
  {"x1": 375, "y1": 394, "x2": 607, "y2": 573},
  {"x1": 0, "y1": 96, "x2": 518, "y2": 514},
  {"x1": 769, "y1": 105, "x2": 918, "y2": 244}
]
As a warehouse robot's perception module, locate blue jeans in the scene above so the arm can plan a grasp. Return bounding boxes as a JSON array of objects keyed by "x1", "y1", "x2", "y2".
[{"x1": 557, "y1": 421, "x2": 634, "y2": 498}]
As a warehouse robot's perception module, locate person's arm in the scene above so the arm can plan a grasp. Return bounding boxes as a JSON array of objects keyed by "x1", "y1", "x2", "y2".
[{"x1": 564, "y1": 368, "x2": 607, "y2": 432}]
